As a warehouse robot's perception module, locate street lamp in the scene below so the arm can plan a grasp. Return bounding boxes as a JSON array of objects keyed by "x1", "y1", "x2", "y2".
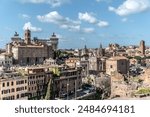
[{"x1": 67, "y1": 78, "x2": 69, "y2": 100}]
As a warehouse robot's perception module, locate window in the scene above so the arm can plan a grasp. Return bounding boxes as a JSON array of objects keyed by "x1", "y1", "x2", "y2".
[
  {"x1": 3, "y1": 97, "x2": 7, "y2": 100},
  {"x1": 2, "y1": 83, "x2": 5, "y2": 87},
  {"x1": 11, "y1": 96, "x2": 15, "y2": 100},
  {"x1": 110, "y1": 65, "x2": 113, "y2": 68},
  {"x1": 7, "y1": 82, "x2": 9, "y2": 87},
  {"x1": 21, "y1": 93, "x2": 25, "y2": 98},
  {"x1": 27, "y1": 57, "x2": 29, "y2": 64},
  {"x1": 21, "y1": 80, "x2": 24, "y2": 84},
  {"x1": 16, "y1": 88, "x2": 19, "y2": 92},
  {"x1": 11, "y1": 88, "x2": 15, "y2": 92},
  {"x1": 11, "y1": 82, "x2": 14, "y2": 86},
  {"x1": 17, "y1": 94, "x2": 19, "y2": 99}
]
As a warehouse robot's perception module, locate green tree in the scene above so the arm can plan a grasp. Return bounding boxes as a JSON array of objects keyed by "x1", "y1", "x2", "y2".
[
  {"x1": 127, "y1": 56, "x2": 133, "y2": 59},
  {"x1": 134, "y1": 56, "x2": 142, "y2": 60},
  {"x1": 134, "y1": 56, "x2": 142, "y2": 64},
  {"x1": 53, "y1": 50, "x2": 61, "y2": 59},
  {"x1": 52, "y1": 67, "x2": 60, "y2": 76}
]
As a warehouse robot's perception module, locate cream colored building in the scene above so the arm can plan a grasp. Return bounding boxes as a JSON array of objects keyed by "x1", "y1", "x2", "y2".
[
  {"x1": 89, "y1": 56, "x2": 102, "y2": 74},
  {"x1": 65, "y1": 57, "x2": 80, "y2": 68},
  {"x1": 106, "y1": 56, "x2": 129, "y2": 75},
  {"x1": 53, "y1": 66, "x2": 82, "y2": 98},
  {"x1": 22, "y1": 66, "x2": 52, "y2": 100},
  {"x1": 44, "y1": 58, "x2": 57, "y2": 66},
  {"x1": 6, "y1": 30, "x2": 58, "y2": 65},
  {"x1": 78, "y1": 60, "x2": 89, "y2": 77},
  {"x1": 0, "y1": 71, "x2": 28, "y2": 100},
  {"x1": 0, "y1": 52, "x2": 13, "y2": 67}
]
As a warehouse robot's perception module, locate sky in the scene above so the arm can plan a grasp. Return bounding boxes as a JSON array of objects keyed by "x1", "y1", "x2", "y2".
[{"x1": 0, "y1": 0, "x2": 150, "y2": 49}]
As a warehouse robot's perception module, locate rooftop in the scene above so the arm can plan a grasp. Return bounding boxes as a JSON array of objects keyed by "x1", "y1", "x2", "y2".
[
  {"x1": 108, "y1": 56, "x2": 128, "y2": 61},
  {"x1": 0, "y1": 71, "x2": 23, "y2": 81}
]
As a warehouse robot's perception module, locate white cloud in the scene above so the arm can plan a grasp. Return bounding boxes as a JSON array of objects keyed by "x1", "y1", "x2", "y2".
[
  {"x1": 19, "y1": 14, "x2": 31, "y2": 19},
  {"x1": 109, "y1": 0, "x2": 150, "y2": 16},
  {"x1": 97, "y1": 20, "x2": 109, "y2": 27},
  {"x1": 78, "y1": 12, "x2": 109, "y2": 28},
  {"x1": 22, "y1": 14, "x2": 30, "y2": 19},
  {"x1": 37, "y1": 11, "x2": 63, "y2": 23},
  {"x1": 122, "y1": 18, "x2": 128, "y2": 22},
  {"x1": 21, "y1": 0, "x2": 70, "y2": 7},
  {"x1": 55, "y1": 34, "x2": 69, "y2": 42},
  {"x1": 23, "y1": 22, "x2": 42, "y2": 32},
  {"x1": 78, "y1": 12, "x2": 97, "y2": 24},
  {"x1": 37, "y1": 11, "x2": 107, "y2": 33},
  {"x1": 82, "y1": 28, "x2": 95, "y2": 33},
  {"x1": 37, "y1": 11, "x2": 81, "y2": 32},
  {"x1": 61, "y1": 25, "x2": 80, "y2": 32}
]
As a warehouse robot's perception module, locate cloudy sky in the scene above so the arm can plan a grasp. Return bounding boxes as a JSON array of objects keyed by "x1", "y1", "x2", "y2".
[{"x1": 0, "y1": 0, "x2": 150, "y2": 49}]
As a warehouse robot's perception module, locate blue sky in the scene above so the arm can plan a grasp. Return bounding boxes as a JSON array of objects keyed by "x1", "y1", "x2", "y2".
[{"x1": 0, "y1": 0, "x2": 150, "y2": 49}]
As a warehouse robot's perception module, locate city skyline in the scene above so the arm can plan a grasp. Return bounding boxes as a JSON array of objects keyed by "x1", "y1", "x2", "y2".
[{"x1": 1, "y1": 0, "x2": 150, "y2": 49}]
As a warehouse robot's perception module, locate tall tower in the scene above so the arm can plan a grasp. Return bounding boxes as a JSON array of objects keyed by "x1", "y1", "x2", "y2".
[
  {"x1": 82, "y1": 45, "x2": 88, "y2": 56},
  {"x1": 24, "y1": 29, "x2": 31, "y2": 45},
  {"x1": 97, "y1": 43, "x2": 105, "y2": 57},
  {"x1": 140, "y1": 40, "x2": 145, "y2": 55},
  {"x1": 84, "y1": 45, "x2": 88, "y2": 55},
  {"x1": 50, "y1": 33, "x2": 58, "y2": 51}
]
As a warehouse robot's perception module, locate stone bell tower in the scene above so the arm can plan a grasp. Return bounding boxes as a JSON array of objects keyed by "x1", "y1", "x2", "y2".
[{"x1": 24, "y1": 29, "x2": 31, "y2": 45}]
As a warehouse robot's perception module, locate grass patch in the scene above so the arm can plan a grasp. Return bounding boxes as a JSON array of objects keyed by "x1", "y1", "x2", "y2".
[{"x1": 136, "y1": 88, "x2": 150, "y2": 94}]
